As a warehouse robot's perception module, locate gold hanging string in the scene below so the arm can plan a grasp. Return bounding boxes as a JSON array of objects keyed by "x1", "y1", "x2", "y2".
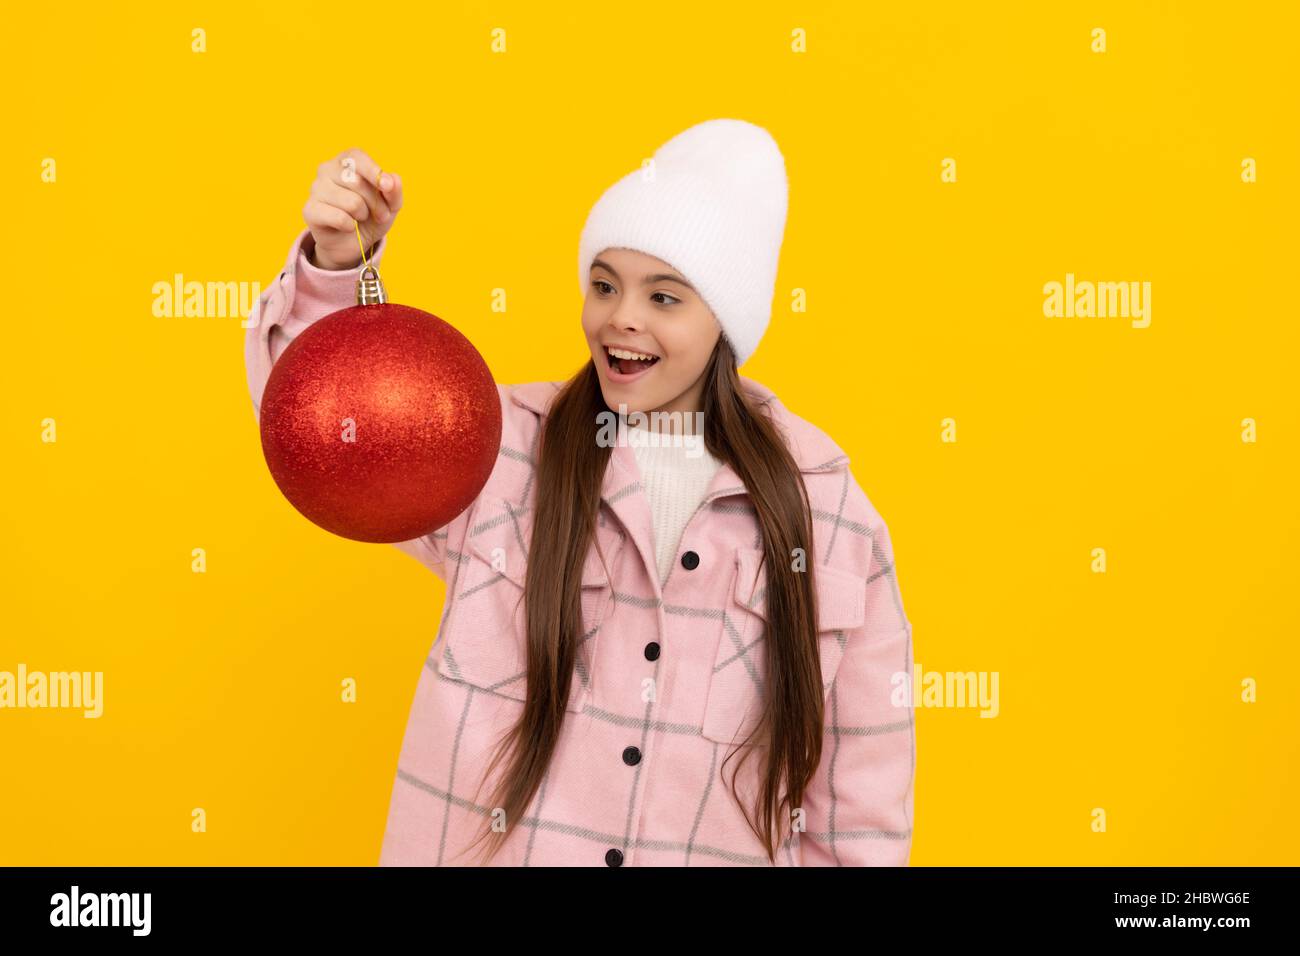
[{"x1": 354, "y1": 169, "x2": 382, "y2": 270}]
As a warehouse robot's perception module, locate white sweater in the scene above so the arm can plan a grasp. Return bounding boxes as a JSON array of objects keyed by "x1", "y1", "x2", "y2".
[{"x1": 625, "y1": 421, "x2": 724, "y2": 586}]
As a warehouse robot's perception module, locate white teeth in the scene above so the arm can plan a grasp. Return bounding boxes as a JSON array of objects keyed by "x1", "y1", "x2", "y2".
[{"x1": 608, "y1": 346, "x2": 658, "y2": 361}]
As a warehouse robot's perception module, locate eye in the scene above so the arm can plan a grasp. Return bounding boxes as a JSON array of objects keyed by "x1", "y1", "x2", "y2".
[
  {"x1": 591, "y1": 279, "x2": 615, "y2": 296},
  {"x1": 651, "y1": 292, "x2": 680, "y2": 306}
]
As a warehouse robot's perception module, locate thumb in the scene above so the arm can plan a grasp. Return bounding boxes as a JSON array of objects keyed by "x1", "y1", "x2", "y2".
[{"x1": 378, "y1": 171, "x2": 404, "y2": 214}]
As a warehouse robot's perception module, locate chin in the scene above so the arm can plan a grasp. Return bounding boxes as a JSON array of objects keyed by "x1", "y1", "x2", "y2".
[{"x1": 599, "y1": 383, "x2": 654, "y2": 415}]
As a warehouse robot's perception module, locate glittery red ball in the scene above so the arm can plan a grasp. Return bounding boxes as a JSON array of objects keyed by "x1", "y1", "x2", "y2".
[{"x1": 259, "y1": 302, "x2": 501, "y2": 543}]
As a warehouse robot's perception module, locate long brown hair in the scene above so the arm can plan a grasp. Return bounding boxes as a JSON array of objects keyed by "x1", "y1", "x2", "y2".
[{"x1": 461, "y1": 335, "x2": 823, "y2": 864}]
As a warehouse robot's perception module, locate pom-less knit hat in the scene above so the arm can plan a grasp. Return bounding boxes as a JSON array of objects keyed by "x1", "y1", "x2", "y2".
[{"x1": 577, "y1": 118, "x2": 789, "y2": 367}]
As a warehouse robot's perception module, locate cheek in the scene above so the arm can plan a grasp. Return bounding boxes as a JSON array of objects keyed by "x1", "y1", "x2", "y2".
[
  {"x1": 661, "y1": 322, "x2": 717, "y2": 372},
  {"x1": 580, "y1": 299, "x2": 602, "y2": 342}
]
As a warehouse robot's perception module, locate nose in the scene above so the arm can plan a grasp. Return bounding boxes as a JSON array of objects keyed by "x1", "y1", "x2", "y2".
[{"x1": 608, "y1": 300, "x2": 646, "y2": 336}]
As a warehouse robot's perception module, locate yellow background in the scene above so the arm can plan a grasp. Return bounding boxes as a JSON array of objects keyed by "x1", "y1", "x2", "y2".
[{"x1": 3, "y1": 1, "x2": 1296, "y2": 865}]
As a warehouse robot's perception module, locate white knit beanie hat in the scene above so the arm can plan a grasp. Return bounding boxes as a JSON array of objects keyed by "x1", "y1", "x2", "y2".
[{"x1": 577, "y1": 118, "x2": 789, "y2": 367}]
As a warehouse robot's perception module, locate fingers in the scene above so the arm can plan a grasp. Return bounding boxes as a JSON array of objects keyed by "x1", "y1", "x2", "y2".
[
  {"x1": 311, "y1": 177, "x2": 378, "y2": 226},
  {"x1": 341, "y1": 148, "x2": 403, "y2": 220},
  {"x1": 304, "y1": 149, "x2": 402, "y2": 246},
  {"x1": 320, "y1": 159, "x2": 385, "y2": 224},
  {"x1": 302, "y1": 195, "x2": 356, "y2": 234},
  {"x1": 318, "y1": 148, "x2": 396, "y2": 224},
  {"x1": 334, "y1": 147, "x2": 384, "y2": 191}
]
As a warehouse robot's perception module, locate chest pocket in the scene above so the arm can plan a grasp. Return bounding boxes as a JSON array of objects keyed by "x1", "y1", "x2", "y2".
[
  {"x1": 434, "y1": 494, "x2": 625, "y2": 714},
  {"x1": 700, "y1": 548, "x2": 867, "y2": 745}
]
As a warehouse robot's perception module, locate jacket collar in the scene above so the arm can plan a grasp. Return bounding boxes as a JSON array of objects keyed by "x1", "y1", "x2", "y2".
[
  {"x1": 508, "y1": 377, "x2": 850, "y2": 479},
  {"x1": 506, "y1": 377, "x2": 852, "y2": 600},
  {"x1": 508, "y1": 378, "x2": 849, "y2": 601}
]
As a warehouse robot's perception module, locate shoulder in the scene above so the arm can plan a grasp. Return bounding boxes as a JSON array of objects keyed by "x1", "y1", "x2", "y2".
[
  {"x1": 474, "y1": 381, "x2": 559, "y2": 500},
  {"x1": 494, "y1": 379, "x2": 560, "y2": 429},
  {"x1": 501, "y1": 380, "x2": 563, "y2": 419},
  {"x1": 742, "y1": 376, "x2": 849, "y2": 473},
  {"x1": 752, "y1": 380, "x2": 895, "y2": 564}
]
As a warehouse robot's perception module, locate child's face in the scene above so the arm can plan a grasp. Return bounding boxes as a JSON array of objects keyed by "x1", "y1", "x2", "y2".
[{"x1": 582, "y1": 247, "x2": 722, "y2": 419}]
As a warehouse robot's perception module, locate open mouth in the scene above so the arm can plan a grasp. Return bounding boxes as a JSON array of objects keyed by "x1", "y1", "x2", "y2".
[{"x1": 604, "y1": 345, "x2": 661, "y2": 379}]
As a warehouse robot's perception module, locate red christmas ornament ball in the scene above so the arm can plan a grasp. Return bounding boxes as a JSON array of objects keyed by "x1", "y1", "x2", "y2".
[{"x1": 259, "y1": 302, "x2": 501, "y2": 543}]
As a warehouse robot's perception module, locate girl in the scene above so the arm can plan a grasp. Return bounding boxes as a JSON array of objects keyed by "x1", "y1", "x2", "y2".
[{"x1": 245, "y1": 119, "x2": 914, "y2": 867}]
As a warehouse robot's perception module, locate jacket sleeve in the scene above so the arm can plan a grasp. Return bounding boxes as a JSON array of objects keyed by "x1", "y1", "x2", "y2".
[
  {"x1": 243, "y1": 227, "x2": 474, "y2": 583},
  {"x1": 799, "y1": 480, "x2": 915, "y2": 866}
]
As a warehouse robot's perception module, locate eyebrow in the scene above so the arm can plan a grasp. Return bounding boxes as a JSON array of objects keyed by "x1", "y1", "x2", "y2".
[{"x1": 590, "y1": 257, "x2": 696, "y2": 293}]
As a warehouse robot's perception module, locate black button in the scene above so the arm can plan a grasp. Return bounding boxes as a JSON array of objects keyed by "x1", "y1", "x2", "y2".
[
  {"x1": 681, "y1": 550, "x2": 700, "y2": 571},
  {"x1": 622, "y1": 746, "x2": 641, "y2": 766},
  {"x1": 605, "y1": 848, "x2": 624, "y2": 867},
  {"x1": 644, "y1": 642, "x2": 660, "y2": 661}
]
